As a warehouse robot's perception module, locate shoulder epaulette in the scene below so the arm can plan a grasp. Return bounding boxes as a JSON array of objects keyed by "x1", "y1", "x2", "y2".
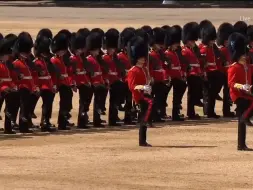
[
  {"x1": 13, "y1": 59, "x2": 19, "y2": 63},
  {"x1": 86, "y1": 55, "x2": 92, "y2": 59},
  {"x1": 129, "y1": 66, "x2": 136, "y2": 71},
  {"x1": 231, "y1": 62, "x2": 237, "y2": 66}
]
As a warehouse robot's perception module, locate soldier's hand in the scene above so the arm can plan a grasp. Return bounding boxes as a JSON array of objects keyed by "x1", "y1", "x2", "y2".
[
  {"x1": 52, "y1": 85, "x2": 58, "y2": 93},
  {"x1": 134, "y1": 85, "x2": 144, "y2": 91},
  {"x1": 72, "y1": 86, "x2": 78, "y2": 93},
  {"x1": 11, "y1": 86, "x2": 18, "y2": 92},
  {"x1": 18, "y1": 74, "x2": 24, "y2": 80}
]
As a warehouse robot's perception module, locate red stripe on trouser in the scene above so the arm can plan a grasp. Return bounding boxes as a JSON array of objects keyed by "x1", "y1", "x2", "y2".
[
  {"x1": 243, "y1": 101, "x2": 253, "y2": 119},
  {"x1": 142, "y1": 97, "x2": 153, "y2": 122}
]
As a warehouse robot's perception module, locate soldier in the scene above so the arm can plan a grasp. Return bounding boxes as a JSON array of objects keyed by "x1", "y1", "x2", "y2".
[
  {"x1": 149, "y1": 27, "x2": 167, "y2": 122},
  {"x1": 181, "y1": 22, "x2": 203, "y2": 119},
  {"x1": 103, "y1": 28, "x2": 125, "y2": 126},
  {"x1": 117, "y1": 28, "x2": 136, "y2": 125},
  {"x1": 227, "y1": 32, "x2": 253, "y2": 151},
  {"x1": 50, "y1": 33, "x2": 74, "y2": 130},
  {"x1": 217, "y1": 22, "x2": 235, "y2": 117},
  {"x1": 70, "y1": 31, "x2": 93, "y2": 129},
  {"x1": 11, "y1": 33, "x2": 38, "y2": 133},
  {"x1": 199, "y1": 23, "x2": 223, "y2": 118},
  {"x1": 127, "y1": 36, "x2": 152, "y2": 147},
  {"x1": 33, "y1": 36, "x2": 57, "y2": 132},
  {"x1": 234, "y1": 21, "x2": 248, "y2": 36},
  {"x1": 164, "y1": 25, "x2": 187, "y2": 121},
  {"x1": 86, "y1": 32, "x2": 106, "y2": 127},
  {"x1": 0, "y1": 37, "x2": 19, "y2": 134}
]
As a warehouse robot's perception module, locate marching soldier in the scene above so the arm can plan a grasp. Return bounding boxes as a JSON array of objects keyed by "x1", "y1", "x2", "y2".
[
  {"x1": 127, "y1": 36, "x2": 152, "y2": 147},
  {"x1": 234, "y1": 21, "x2": 248, "y2": 36},
  {"x1": 50, "y1": 33, "x2": 74, "y2": 130},
  {"x1": 70, "y1": 31, "x2": 93, "y2": 129},
  {"x1": 117, "y1": 28, "x2": 136, "y2": 125},
  {"x1": 217, "y1": 22, "x2": 235, "y2": 117},
  {"x1": 86, "y1": 32, "x2": 106, "y2": 127},
  {"x1": 199, "y1": 23, "x2": 223, "y2": 118},
  {"x1": 164, "y1": 25, "x2": 187, "y2": 121},
  {"x1": 0, "y1": 37, "x2": 19, "y2": 134},
  {"x1": 182, "y1": 22, "x2": 203, "y2": 119},
  {"x1": 227, "y1": 32, "x2": 253, "y2": 151},
  {"x1": 33, "y1": 36, "x2": 57, "y2": 132},
  {"x1": 12, "y1": 33, "x2": 38, "y2": 133},
  {"x1": 149, "y1": 27, "x2": 167, "y2": 122},
  {"x1": 103, "y1": 28, "x2": 125, "y2": 126}
]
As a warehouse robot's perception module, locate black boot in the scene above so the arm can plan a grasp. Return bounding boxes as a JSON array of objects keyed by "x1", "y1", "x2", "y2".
[
  {"x1": 139, "y1": 125, "x2": 151, "y2": 147},
  {"x1": 172, "y1": 108, "x2": 184, "y2": 121},
  {"x1": 41, "y1": 118, "x2": 57, "y2": 132},
  {"x1": 77, "y1": 112, "x2": 90, "y2": 129},
  {"x1": 237, "y1": 122, "x2": 248, "y2": 150}
]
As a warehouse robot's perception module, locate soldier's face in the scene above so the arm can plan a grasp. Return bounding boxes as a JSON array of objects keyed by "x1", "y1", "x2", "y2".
[
  {"x1": 208, "y1": 40, "x2": 215, "y2": 46},
  {"x1": 239, "y1": 55, "x2": 247, "y2": 64},
  {"x1": 107, "y1": 48, "x2": 116, "y2": 55},
  {"x1": 137, "y1": 57, "x2": 146, "y2": 67},
  {"x1": 187, "y1": 41, "x2": 195, "y2": 47}
]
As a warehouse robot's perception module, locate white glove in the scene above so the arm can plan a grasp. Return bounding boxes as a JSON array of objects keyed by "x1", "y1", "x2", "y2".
[
  {"x1": 143, "y1": 85, "x2": 152, "y2": 95},
  {"x1": 242, "y1": 84, "x2": 252, "y2": 93}
]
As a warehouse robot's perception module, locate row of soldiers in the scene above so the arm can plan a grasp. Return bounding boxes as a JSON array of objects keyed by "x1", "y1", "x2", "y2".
[{"x1": 0, "y1": 20, "x2": 252, "y2": 136}]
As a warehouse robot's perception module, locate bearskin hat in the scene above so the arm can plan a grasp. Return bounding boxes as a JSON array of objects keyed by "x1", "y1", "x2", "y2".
[
  {"x1": 217, "y1": 22, "x2": 234, "y2": 46},
  {"x1": 199, "y1": 20, "x2": 213, "y2": 39},
  {"x1": 119, "y1": 28, "x2": 135, "y2": 48},
  {"x1": 0, "y1": 36, "x2": 17, "y2": 56},
  {"x1": 70, "y1": 32, "x2": 86, "y2": 51},
  {"x1": 34, "y1": 36, "x2": 51, "y2": 55},
  {"x1": 104, "y1": 28, "x2": 119, "y2": 49},
  {"x1": 0, "y1": 33, "x2": 3, "y2": 41},
  {"x1": 91, "y1": 28, "x2": 104, "y2": 38},
  {"x1": 135, "y1": 28, "x2": 149, "y2": 44},
  {"x1": 161, "y1": 25, "x2": 171, "y2": 32},
  {"x1": 77, "y1": 28, "x2": 90, "y2": 38},
  {"x1": 37, "y1": 28, "x2": 53, "y2": 40},
  {"x1": 165, "y1": 25, "x2": 182, "y2": 47},
  {"x1": 141, "y1": 25, "x2": 153, "y2": 36},
  {"x1": 228, "y1": 32, "x2": 247, "y2": 62},
  {"x1": 127, "y1": 36, "x2": 148, "y2": 65},
  {"x1": 51, "y1": 33, "x2": 68, "y2": 53},
  {"x1": 234, "y1": 21, "x2": 247, "y2": 36},
  {"x1": 151, "y1": 27, "x2": 166, "y2": 45},
  {"x1": 201, "y1": 24, "x2": 217, "y2": 45},
  {"x1": 124, "y1": 27, "x2": 135, "y2": 34},
  {"x1": 86, "y1": 32, "x2": 102, "y2": 51},
  {"x1": 247, "y1": 25, "x2": 253, "y2": 42},
  {"x1": 182, "y1": 22, "x2": 199, "y2": 44},
  {"x1": 57, "y1": 29, "x2": 72, "y2": 40},
  {"x1": 15, "y1": 32, "x2": 33, "y2": 53}
]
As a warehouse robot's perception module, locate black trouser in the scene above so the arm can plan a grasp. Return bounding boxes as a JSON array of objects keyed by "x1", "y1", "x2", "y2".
[
  {"x1": 235, "y1": 98, "x2": 253, "y2": 148},
  {"x1": 222, "y1": 73, "x2": 233, "y2": 115},
  {"x1": 30, "y1": 93, "x2": 39, "y2": 115},
  {"x1": 2, "y1": 91, "x2": 18, "y2": 132},
  {"x1": 40, "y1": 89, "x2": 55, "y2": 124},
  {"x1": 187, "y1": 75, "x2": 203, "y2": 117},
  {"x1": 123, "y1": 83, "x2": 133, "y2": 123},
  {"x1": 138, "y1": 95, "x2": 153, "y2": 144},
  {"x1": 93, "y1": 84, "x2": 106, "y2": 126},
  {"x1": 172, "y1": 78, "x2": 187, "y2": 118},
  {"x1": 160, "y1": 83, "x2": 172, "y2": 117},
  {"x1": 19, "y1": 88, "x2": 32, "y2": 131},
  {"x1": 108, "y1": 80, "x2": 124, "y2": 125},
  {"x1": 203, "y1": 71, "x2": 223, "y2": 116},
  {"x1": 0, "y1": 96, "x2": 4, "y2": 113},
  {"x1": 58, "y1": 85, "x2": 73, "y2": 128},
  {"x1": 77, "y1": 84, "x2": 93, "y2": 127},
  {"x1": 101, "y1": 88, "x2": 108, "y2": 112}
]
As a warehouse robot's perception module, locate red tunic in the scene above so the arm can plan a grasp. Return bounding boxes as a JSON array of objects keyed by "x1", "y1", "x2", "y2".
[
  {"x1": 181, "y1": 46, "x2": 202, "y2": 76},
  {"x1": 86, "y1": 55, "x2": 104, "y2": 85},
  {"x1": 102, "y1": 54, "x2": 121, "y2": 85},
  {"x1": 11, "y1": 59, "x2": 36, "y2": 91},
  {"x1": 217, "y1": 46, "x2": 231, "y2": 73},
  {"x1": 34, "y1": 58, "x2": 54, "y2": 91},
  {"x1": 69, "y1": 55, "x2": 91, "y2": 86},
  {"x1": 228, "y1": 62, "x2": 253, "y2": 102},
  {"x1": 0, "y1": 62, "x2": 16, "y2": 92},
  {"x1": 149, "y1": 50, "x2": 166, "y2": 82},
  {"x1": 164, "y1": 49, "x2": 183, "y2": 79},
  {"x1": 117, "y1": 52, "x2": 131, "y2": 82},
  {"x1": 127, "y1": 65, "x2": 148, "y2": 103},
  {"x1": 50, "y1": 56, "x2": 72, "y2": 87},
  {"x1": 199, "y1": 44, "x2": 218, "y2": 72}
]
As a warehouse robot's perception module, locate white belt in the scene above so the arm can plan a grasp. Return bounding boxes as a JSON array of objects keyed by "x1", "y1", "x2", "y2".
[
  {"x1": 154, "y1": 69, "x2": 164, "y2": 72},
  {"x1": 93, "y1": 72, "x2": 102, "y2": 77},
  {"x1": 76, "y1": 71, "x2": 86, "y2": 75},
  {"x1": 190, "y1": 64, "x2": 200, "y2": 67},
  {"x1": 23, "y1": 76, "x2": 32, "y2": 80},
  {"x1": 61, "y1": 74, "x2": 68, "y2": 78},
  {"x1": 207, "y1": 62, "x2": 216, "y2": 66},
  {"x1": 38, "y1": 76, "x2": 51, "y2": 80},
  {"x1": 171, "y1": 66, "x2": 181, "y2": 70},
  {"x1": 109, "y1": 72, "x2": 118, "y2": 76},
  {"x1": 0, "y1": 78, "x2": 12, "y2": 82}
]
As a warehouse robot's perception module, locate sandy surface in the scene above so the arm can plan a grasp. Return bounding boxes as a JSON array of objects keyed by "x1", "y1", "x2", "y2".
[{"x1": 0, "y1": 7, "x2": 253, "y2": 190}]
